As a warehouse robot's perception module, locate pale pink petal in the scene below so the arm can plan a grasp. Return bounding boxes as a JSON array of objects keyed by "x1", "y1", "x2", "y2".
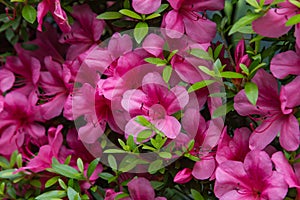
[
  {"x1": 108, "y1": 33, "x2": 132, "y2": 59},
  {"x1": 132, "y1": 0, "x2": 161, "y2": 14},
  {"x1": 167, "y1": 0, "x2": 184, "y2": 10},
  {"x1": 78, "y1": 119, "x2": 105, "y2": 144},
  {"x1": 163, "y1": 10, "x2": 184, "y2": 38},
  {"x1": 192, "y1": 156, "x2": 216, "y2": 180},
  {"x1": 271, "y1": 50, "x2": 300, "y2": 79},
  {"x1": 152, "y1": 115, "x2": 181, "y2": 139},
  {"x1": 143, "y1": 34, "x2": 164, "y2": 57},
  {"x1": 0, "y1": 69, "x2": 15, "y2": 92},
  {"x1": 253, "y1": 9, "x2": 291, "y2": 38}
]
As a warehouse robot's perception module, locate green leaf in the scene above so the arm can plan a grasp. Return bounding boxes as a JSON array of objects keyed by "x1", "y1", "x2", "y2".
[
  {"x1": 35, "y1": 190, "x2": 67, "y2": 200},
  {"x1": 145, "y1": 13, "x2": 161, "y2": 20},
  {"x1": 16, "y1": 154, "x2": 22, "y2": 168},
  {"x1": 191, "y1": 189, "x2": 204, "y2": 200},
  {"x1": 188, "y1": 80, "x2": 216, "y2": 93},
  {"x1": 137, "y1": 130, "x2": 153, "y2": 143},
  {"x1": 115, "y1": 193, "x2": 130, "y2": 200},
  {"x1": 30, "y1": 180, "x2": 41, "y2": 188},
  {"x1": 135, "y1": 115, "x2": 151, "y2": 127},
  {"x1": 103, "y1": 149, "x2": 127, "y2": 154},
  {"x1": 10, "y1": 150, "x2": 18, "y2": 167},
  {"x1": 163, "y1": 65, "x2": 172, "y2": 83},
  {"x1": 97, "y1": 12, "x2": 123, "y2": 20},
  {"x1": 212, "y1": 101, "x2": 234, "y2": 118},
  {"x1": 286, "y1": 14, "x2": 300, "y2": 26},
  {"x1": 77, "y1": 158, "x2": 84, "y2": 173},
  {"x1": 0, "y1": 156, "x2": 10, "y2": 169},
  {"x1": 87, "y1": 159, "x2": 99, "y2": 179},
  {"x1": 45, "y1": 176, "x2": 59, "y2": 188},
  {"x1": 289, "y1": 0, "x2": 300, "y2": 8},
  {"x1": 52, "y1": 163, "x2": 84, "y2": 180},
  {"x1": 119, "y1": 9, "x2": 142, "y2": 20},
  {"x1": 148, "y1": 159, "x2": 163, "y2": 174},
  {"x1": 246, "y1": 0, "x2": 261, "y2": 8},
  {"x1": 219, "y1": 71, "x2": 244, "y2": 79},
  {"x1": 118, "y1": 155, "x2": 138, "y2": 172},
  {"x1": 144, "y1": 57, "x2": 167, "y2": 66},
  {"x1": 189, "y1": 48, "x2": 213, "y2": 61},
  {"x1": 134, "y1": 22, "x2": 148, "y2": 44},
  {"x1": 108, "y1": 154, "x2": 118, "y2": 170},
  {"x1": 244, "y1": 82, "x2": 259, "y2": 105},
  {"x1": 158, "y1": 152, "x2": 172, "y2": 159},
  {"x1": 127, "y1": 135, "x2": 137, "y2": 150},
  {"x1": 155, "y1": 4, "x2": 169, "y2": 14},
  {"x1": 239, "y1": 63, "x2": 249, "y2": 75},
  {"x1": 123, "y1": 0, "x2": 130, "y2": 9},
  {"x1": 99, "y1": 172, "x2": 114, "y2": 180},
  {"x1": 22, "y1": 5, "x2": 37, "y2": 24},
  {"x1": 229, "y1": 13, "x2": 262, "y2": 35},
  {"x1": 67, "y1": 187, "x2": 81, "y2": 200},
  {"x1": 151, "y1": 181, "x2": 165, "y2": 190},
  {"x1": 198, "y1": 66, "x2": 215, "y2": 77},
  {"x1": 58, "y1": 179, "x2": 67, "y2": 190},
  {"x1": 0, "y1": 169, "x2": 23, "y2": 180}
]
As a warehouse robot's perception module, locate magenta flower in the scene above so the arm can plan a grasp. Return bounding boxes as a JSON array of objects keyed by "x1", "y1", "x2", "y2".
[
  {"x1": 59, "y1": 4, "x2": 105, "y2": 60},
  {"x1": 271, "y1": 49, "x2": 300, "y2": 79},
  {"x1": 21, "y1": 125, "x2": 67, "y2": 172},
  {"x1": 5, "y1": 50, "x2": 41, "y2": 96},
  {"x1": 174, "y1": 168, "x2": 193, "y2": 184},
  {"x1": 215, "y1": 150, "x2": 288, "y2": 199},
  {"x1": 234, "y1": 39, "x2": 251, "y2": 73},
  {"x1": 272, "y1": 151, "x2": 300, "y2": 198},
  {"x1": 252, "y1": 1, "x2": 300, "y2": 47},
  {"x1": 127, "y1": 177, "x2": 166, "y2": 200},
  {"x1": 132, "y1": 0, "x2": 161, "y2": 14},
  {"x1": 216, "y1": 127, "x2": 251, "y2": 164},
  {"x1": 37, "y1": 0, "x2": 71, "y2": 33},
  {"x1": 122, "y1": 72, "x2": 189, "y2": 140},
  {"x1": 38, "y1": 56, "x2": 72, "y2": 120},
  {"x1": 0, "y1": 92, "x2": 45, "y2": 155},
  {"x1": 0, "y1": 68, "x2": 14, "y2": 93},
  {"x1": 234, "y1": 69, "x2": 300, "y2": 151},
  {"x1": 162, "y1": 0, "x2": 224, "y2": 43}
]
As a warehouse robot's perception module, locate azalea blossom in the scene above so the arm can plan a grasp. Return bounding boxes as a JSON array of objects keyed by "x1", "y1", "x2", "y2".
[
  {"x1": 234, "y1": 69, "x2": 300, "y2": 151},
  {"x1": 122, "y1": 72, "x2": 189, "y2": 140},
  {"x1": 132, "y1": 0, "x2": 161, "y2": 14},
  {"x1": 162, "y1": 0, "x2": 224, "y2": 43},
  {"x1": 0, "y1": 92, "x2": 45, "y2": 155},
  {"x1": 215, "y1": 150, "x2": 288, "y2": 199},
  {"x1": 37, "y1": 0, "x2": 71, "y2": 33}
]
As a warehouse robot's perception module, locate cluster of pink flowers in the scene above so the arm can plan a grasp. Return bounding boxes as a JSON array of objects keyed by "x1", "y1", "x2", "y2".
[{"x1": 0, "y1": 0, "x2": 300, "y2": 199}]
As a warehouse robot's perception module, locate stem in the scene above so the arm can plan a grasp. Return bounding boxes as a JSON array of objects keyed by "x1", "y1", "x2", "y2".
[{"x1": 220, "y1": 31, "x2": 235, "y2": 67}]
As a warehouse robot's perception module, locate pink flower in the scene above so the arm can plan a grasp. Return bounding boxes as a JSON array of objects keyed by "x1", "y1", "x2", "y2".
[
  {"x1": 122, "y1": 72, "x2": 189, "y2": 140},
  {"x1": 60, "y1": 4, "x2": 105, "y2": 60},
  {"x1": 162, "y1": 0, "x2": 224, "y2": 43},
  {"x1": 252, "y1": 1, "x2": 300, "y2": 47},
  {"x1": 21, "y1": 125, "x2": 67, "y2": 172},
  {"x1": 0, "y1": 68, "x2": 14, "y2": 93},
  {"x1": 271, "y1": 49, "x2": 300, "y2": 79},
  {"x1": 272, "y1": 151, "x2": 300, "y2": 199},
  {"x1": 174, "y1": 168, "x2": 193, "y2": 184},
  {"x1": 216, "y1": 127, "x2": 251, "y2": 164},
  {"x1": 4, "y1": 50, "x2": 41, "y2": 96},
  {"x1": 37, "y1": 0, "x2": 71, "y2": 33},
  {"x1": 234, "y1": 69, "x2": 300, "y2": 151},
  {"x1": 132, "y1": 0, "x2": 161, "y2": 14},
  {"x1": 234, "y1": 39, "x2": 251, "y2": 73},
  {"x1": 0, "y1": 92, "x2": 45, "y2": 155},
  {"x1": 127, "y1": 177, "x2": 166, "y2": 200},
  {"x1": 214, "y1": 150, "x2": 288, "y2": 199},
  {"x1": 38, "y1": 56, "x2": 73, "y2": 120}
]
